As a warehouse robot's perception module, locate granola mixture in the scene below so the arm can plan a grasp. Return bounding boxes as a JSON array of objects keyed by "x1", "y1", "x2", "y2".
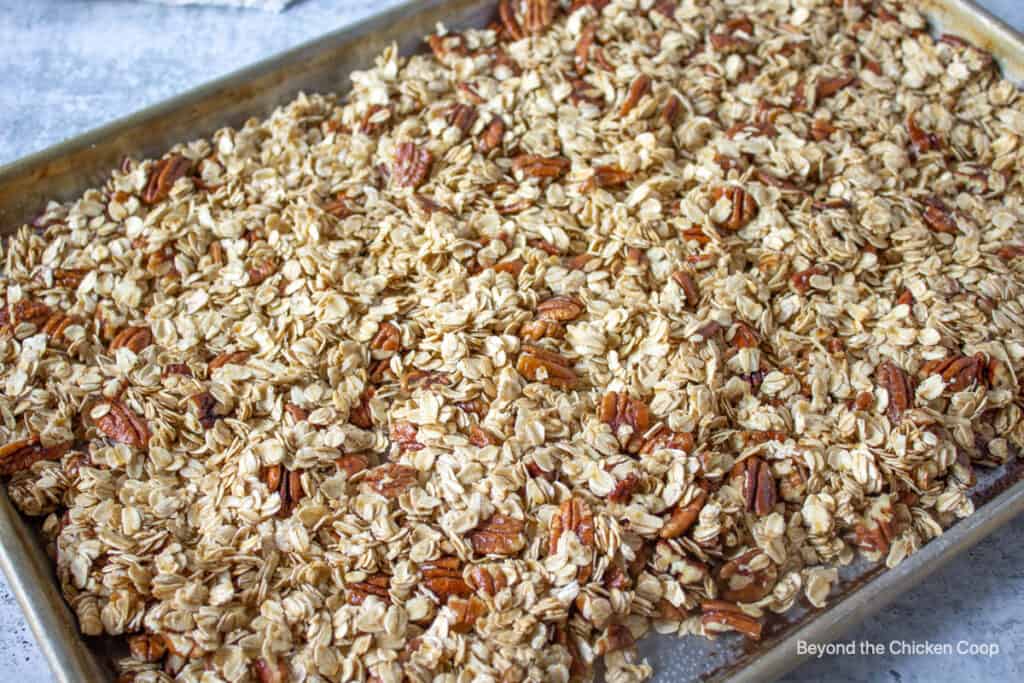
[{"x1": 2, "y1": 0, "x2": 1024, "y2": 681}]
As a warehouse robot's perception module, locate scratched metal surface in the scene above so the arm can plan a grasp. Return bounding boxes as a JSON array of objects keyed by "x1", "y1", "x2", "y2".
[{"x1": 0, "y1": 2, "x2": 1021, "y2": 682}]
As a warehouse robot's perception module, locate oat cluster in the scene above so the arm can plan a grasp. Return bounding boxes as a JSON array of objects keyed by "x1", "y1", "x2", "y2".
[{"x1": 2, "y1": 0, "x2": 1024, "y2": 681}]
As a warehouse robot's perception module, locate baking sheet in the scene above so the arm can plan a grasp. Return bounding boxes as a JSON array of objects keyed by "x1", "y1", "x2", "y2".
[{"x1": 0, "y1": 1, "x2": 1022, "y2": 681}]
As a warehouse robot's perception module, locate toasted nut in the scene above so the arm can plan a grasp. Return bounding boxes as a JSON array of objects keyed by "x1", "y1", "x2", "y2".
[
  {"x1": 364, "y1": 463, "x2": 419, "y2": 498},
  {"x1": 517, "y1": 345, "x2": 578, "y2": 389},
  {"x1": 0, "y1": 437, "x2": 71, "y2": 477},
  {"x1": 95, "y1": 400, "x2": 150, "y2": 448},
  {"x1": 660, "y1": 487, "x2": 707, "y2": 538},
  {"x1": 109, "y1": 325, "x2": 152, "y2": 354},
  {"x1": 471, "y1": 513, "x2": 526, "y2": 556},
  {"x1": 348, "y1": 574, "x2": 391, "y2": 605},
  {"x1": 143, "y1": 155, "x2": 192, "y2": 204}
]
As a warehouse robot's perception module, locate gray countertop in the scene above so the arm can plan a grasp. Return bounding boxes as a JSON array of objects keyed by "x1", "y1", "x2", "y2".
[{"x1": 1, "y1": 1, "x2": 1022, "y2": 681}]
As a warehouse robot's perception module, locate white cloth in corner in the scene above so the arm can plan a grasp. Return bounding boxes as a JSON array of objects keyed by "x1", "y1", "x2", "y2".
[{"x1": 141, "y1": 0, "x2": 296, "y2": 10}]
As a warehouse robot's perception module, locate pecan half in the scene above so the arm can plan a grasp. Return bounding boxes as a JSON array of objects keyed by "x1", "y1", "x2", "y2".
[
  {"x1": 478, "y1": 117, "x2": 505, "y2": 153},
  {"x1": 96, "y1": 400, "x2": 150, "y2": 448},
  {"x1": 876, "y1": 361, "x2": 913, "y2": 423},
  {"x1": 921, "y1": 198, "x2": 959, "y2": 235},
  {"x1": 537, "y1": 295, "x2": 584, "y2": 322},
  {"x1": 582, "y1": 165, "x2": 631, "y2": 192},
  {"x1": 660, "y1": 487, "x2": 707, "y2": 539},
  {"x1": 920, "y1": 353, "x2": 987, "y2": 393},
  {"x1": 335, "y1": 453, "x2": 370, "y2": 477},
  {"x1": 447, "y1": 103, "x2": 478, "y2": 134},
  {"x1": 191, "y1": 392, "x2": 226, "y2": 429},
  {"x1": 599, "y1": 391, "x2": 650, "y2": 453},
  {"x1": 549, "y1": 497, "x2": 595, "y2": 554},
  {"x1": 523, "y1": 0, "x2": 555, "y2": 34},
  {"x1": 717, "y1": 550, "x2": 778, "y2": 602},
  {"x1": 263, "y1": 465, "x2": 303, "y2": 517},
  {"x1": 142, "y1": 155, "x2": 192, "y2": 204},
  {"x1": 712, "y1": 186, "x2": 758, "y2": 230},
  {"x1": 371, "y1": 322, "x2": 401, "y2": 352},
  {"x1": 512, "y1": 154, "x2": 570, "y2": 179},
  {"x1": 109, "y1": 325, "x2": 152, "y2": 354},
  {"x1": 471, "y1": 513, "x2": 526, "y2": 556},
  {"x1": 672, "y1": 270, "x2": 699, "y2": 308},
  {"x1": 467, "y1": 565, "x2": 508, "y2": 596},
  {"x1": 209, "y1": 350, "x2": 250, "y2": 371},
  {"x1": 393, "y1": 142, "x2": 434, "y2": 189},
  {"x1": 701, "y1": 600, "x2": 762, "y2": 640},
  {"x1": 364, "y1": 463, "x2": 418, "y2": 498},
  {"x1": 0, "y1": 437, "x2": 71, "y2": 477},
  {"x1": 449, "y1": 595, "x2": 487, "y2": 633},
  {"x1": 348, "y1": 574, "x2": 391, "y2": 605},
  {"x1": 128, "y1": 634, "x2": 167, "y2": 662},
  {"x1": 421, "y1": 556, "x2": 473, "y2": 601},
  {"x1": 40, "y1": 311, "x2": 81, "y2": 347},
  {"x1": 517, "y1": 345, "x2": 578, "y2": 389},
  {"x1": 731, "y1": 457, "x2": 776, "y2": 516},
  {"x1": 10, "y1": 299, "x2": 52, "y2": 328},
  {"x1": 498, "y1": 0, "x2": 525, "y2": 41},
  {"x1": 619, "y1": 74, "x2": 652, "y2": 117}
]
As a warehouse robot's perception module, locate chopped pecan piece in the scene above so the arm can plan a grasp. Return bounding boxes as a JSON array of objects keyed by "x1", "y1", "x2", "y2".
[
  {"x1": 469, "y1": 425, "x2": 499, "y2": 447},
  {"x1": 263, "y1": 465, "x2": 303, "y2": 517},
  {"x1": 640, "y1": 426, "x2": 695, "y2": 454},
  {"x1": 467, "y1": 565, "x2": 508, "y2": 596},
  {"x1": 498, "y1": 0, "x2": 525, "y2": 41},
  {"x1": 599, "y1": 391, "x2": 650, "y2": 453},
  {"x1": 876, "y1": 361, "x2": 913, "y2": 423},
  {"x1": 512, "y1": 154, "x2": 570, "y2": 179},
  {"x1": 248, "y1": 260, "x2": 276, "y2": 286},
  {"x1": 96, "y1": 400, "x2": 150, "y2": 448},
  {"x1": 359, "y1": 104, "x2": 392, "y2": 136},
  {"x1": 998, "y1": 245, "x2": 1024, "y2": 260},
  {"x1": 283, "y1": 403, "x2": 308, "y2": 422},
  {"x1": 672, "y1": 270, "x2": 699, "y2": 308},
  {"x1": 701, "y1": 600, "x2": 763, "y2": 640},
  {"x1": 53, "y1": 268, "x2": 89, "y2": 289},
  {"x1": 608, "y1": 473, "x2": 641, "y2": 504},
  {"x1": 0, "y1": 437, "x2": 71, "y2": 477},
  {"x1": 142, "y1": 155, "x2": 192, "y2": 204},
  {"x1": 393, "y1": 142, "x2": 434, "y2": 189},
  {"x1": 582, "y1": 165, "x2": 631, "y2": 193},
  {"x1": 660, "y1": 487, "x2": 707, "y2": 538},
  {"x1": 811, "y1": 118, "x2": 837, "y2": 140},
  {"x1": 922, "y1": 198, "x2": 959, "y2": 235},
  {"x1": 478, "y1": 118, "x2": 505, "y2": 153},
  {"x1": 517, "y1": 345, "x2": 578, "y2": 389},
  {"x1": 109, "y1": 325, "x2": 152, "y2": 354},
  {"x1": 421, "y1": 556, "x2": 473, "y2": 601},
  {"x1": 595, "y1": 623, "x2": 635, "y2": 655},
  {"x1": 371, "y1": 322, "x2": 401, "y2": 352},
  {"x1": 348, "y1": 574, "x2": 391, "y2": 605},
  {"x1": 191, "y1": 392, "x2": 226, "y2": 429},
  {"x1": 712, "y1": 186, "x2": 758, "y2": 230},
  {"x1": 209, "y1": 350, "x2": 250, "y2": 371},
  {"x1": 428, "y1": 33, "x2": 467, "y2": 63},
  {"x1": 731, "y1": 457, "x2": 776, "y2": 516},
  {"x1": 731, "y1": 321, "x2": 759, "y2": 349},
  {"x1": 619, "y1": 74, "x2": 651, "y2": 117},
  {"x1": 447, "y1": 103, "x2": 478, "y2": 133},
  {"x1": 128, "y1": 634, "x2": 167, "y2": 662},
  {"x1": 575, "y1": 23, "x2": 596, "y2": 75},
  {"x1": 790, "y1": 266, "x2": 825, "y2": 294},
  {"x1": 252, "y1": 659, "x2": 289, "y2": 683},
  {"x1": 717, "y1": 550, "x2": 778, "y2": 602},
  {"x1": 449, "y1": 595, "x2": 487, "y2": 632},
  {"x1": 11, "y1": 299, "x2": 53, "y2": 328},
  {"x1": 323, "y1": 195, "x2": 351, "y2": 219},
  {"x1": 162, "y1": 363, "x2": 192, "y2": 378},
  {"x1": 549, "y1": 497, "x2": 595, "y2": 554},
  {"x1": 350, "y1": 388, "x2": 375, "y2": 429},
  {"x1": 364, "y1": 463, "x2": 418, "y2": 498},
  {"x1": 491, "y1": 259, "x2": 525, "y2": 277},
  {"x1": 906, "y1": 110, "x2": 941, "y2": 156},
  {"x1": 335, "y1": 453, "x2": 370, "y2": 477},
  {"x1": 471, "y1": 513, "x2": 526, "y2": 556},
  {"x1": 401, "y1": 369, "x2": 451, "y2": 392}
]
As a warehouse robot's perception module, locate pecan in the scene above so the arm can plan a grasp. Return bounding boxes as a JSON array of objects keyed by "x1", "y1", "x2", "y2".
[
  {"x1": 283, "y1": 403, "x2": 308, "y2": 422},
  {"x1": 393, "y1": 142, "x2": 434, "y2": 189},
  {"x1": 854, "y1": 391, "x2": 874, "y2": 411},
  {"x1": 467, "y1": 565, "x2": 508, "y2": 596},
  {"x1": 323, "y1": 195, "x2": 351, "y2": 219},
  {"x1": 755, "y1": 169, "x2": 801, "y2": 192},
  {"x1": 548, "y1": 497, "x2": 595, "y2": 554},
  {"x1": 520, "y1": 318, "x2": 564, "y2": 341},
  {"x1": 569, "y1": 78, "x2": 604, "y2": 107},
  {"x1": 447, "y1": 103, "x2": 478, "y2": 133},
  {"x1": 421, "y1": 556, "x2": 473, "y2": 601},
  {"x1": 162, "y1": 363, "x2": 192, "y2": 378},
  {"x1": 128, "y1": 633, "x2": 167, "y2": 662},
  {"x1": 595, "y1": 623, "x2": 635, "y2": 655},
  {"x1": 335, "y1": 453, "x2": 370, "y2": 477},
  {"x1": 790, "y1": 266, "x2": 824, "y2": 294},
  {"x1": 537, "y1": 295, "x2": 584, "y2": 322},
  {"x1": 348, "y1": 574, "x2": 391, "y2": 605},
  {"x1": 252, "y1": 659, "x2": 289, "y2": 683},
  {"x1": 640, "y1": 425, "x2": 695, "y2": 455},
  {"x1": 599, "y1": 391, "x2": 651, "y2": 453},
  {"x1": 717, "y1": 549, "x2": 778, "y2": 602},
  {"x1": 660, "y1": 94, "x2": 683, "y2": 127},
  {"x1": 582, "y1": 164, "x2": 631, "y2": 192},
  {"x1": 0, "y1": 437, "x2": 71, "y2": 477},
  {"x1": 516, "y1": 345, "x2": 578, "y2": 389},
  {"x1": 710, "y1": 32, "x2": 752, "y2": 53},
  {"x1": 208, "y1": 241, "x2": 224, "y2": 265},
  {"x1": 39, "y1": 311, "x2": 81, "y2": 346},
  {"x1": 997, "y1": 245, "x2": 1024, "y2": 260},
  {"x1": 109, "y1": 325, "x2": 152, "y2": 354},
  {"x1": 660, "y1": 487, "x2": 707, "y2": 538},
  {"x1": 364, "y1": 463, "x2": 418, "y2": 498},
  {"x1": 350, "y1": 388, "x2": 375, "y2": 429},
  {"x1": 498, "y1": 0, "x2": 525, "y2": 41},
  {"x1": 371, "y1": 321, "x2": 401, "y2": 352},
  {"x1": 811, "y1": 118, "x2": 837, "y2": 141},
  {"x1": 619, "y1": 74, "x2": 651, "y2": 117},
  {"x1": 731, "y1": 321, "x2": 759, "y2": 349},
  {"x1": 731, "y1": 457, "x2": 776, "y2": 516},
  {"x1": 794, "y1": 75, "x2": 855, "y2": 110},
  {"x1": 359, "y1": 104, "x2": 392, "y2": 136},
  {"x1": 922, "y1": 198, "x2": 959, "y2": 235},
  {"x1": 701, "y1": 600, "x2": 763, "y2": 640},
  {"x1": 53, "y1": 268, "x2": 89, "y2": 289},
  {"x1": 906, "y1": 110, "x2": 942, "y2": 156},
  {"x1": 512, "y1": 154, "x2": 570, "y2": 179},
  {"x1": 142, "y1": 155, "x2": 192, "y2": 204},
  {"x1": 523, "y1": 0, "x2": 555, "y2": 34},
  {"x1": 920, "y1": 353, "x2": 987, "y2": 393},
  {"x1": 248, "y1": 260, "x2": 277, "y2": 285},
  {"x1": 876, "y1": 361, "x2": 913, "y2": 422},
  {"x1": 470, "y1": 513, "x2": 526, "y2": 556},
  {"x1": 608, "y1": 473, "x2": 641, "y2": 504},
  {"x1": 672, "y1": 270, "x2": 699, "y2": 308},
  {"x1": 96, "y1": 400, "x2": 150, "y2": 448},
  {"x1": 401, "y1": 369, "x2": 450, "y2": 392},
  {"x1": 191, "y1": 392, "x2": 225, "y2": 429},
  {"x1": 428, "y1": 33, "x2": 467, "y2": 63},
  {"x1": 209, "y1": 350, "x2": 250, "y2": 371},
  {"x1": 565, "y1": 253, "x2": 596, "y2": 270},
  {"x1": 478, "y1": 118, "x2": 505, "y2": 153},
  {"x1": 11, "y1": 299, "x2": 52, "y2": 328},
  {"x1": 449, "y1": 595, "x2": 487, "y2": 633},
  {"x1": 263, "y1": 465, "x2": 303, "y2": 517},
  {"x1": 711, "y1": 186, "x2": 758, "y2": 230},
  {"x1": 492, "y1": 259, "x2": 525, "y2": 277},
  {"x1": 575, "y1": 23, "x2": 596, "y2": 75},
  {"x1": 469, "y1": 425, "x2": 499, "y2": 447}
]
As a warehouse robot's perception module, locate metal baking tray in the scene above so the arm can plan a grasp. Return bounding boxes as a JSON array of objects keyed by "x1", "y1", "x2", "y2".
[{"x1": 0, "y1": 1, "x2": 1021, "y2": 681}]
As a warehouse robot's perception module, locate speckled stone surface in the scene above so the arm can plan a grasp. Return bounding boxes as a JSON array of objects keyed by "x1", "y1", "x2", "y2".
[{"x1": 0, "y1": 1, "x2": 1022, "y2": 681}]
